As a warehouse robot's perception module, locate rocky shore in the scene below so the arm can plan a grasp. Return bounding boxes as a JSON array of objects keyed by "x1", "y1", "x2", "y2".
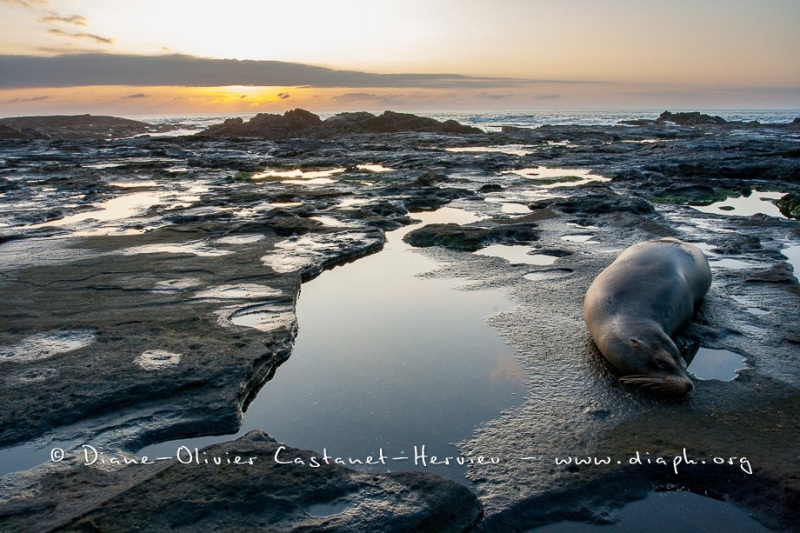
[
  {"x1": 1, "y1": 109, "x2": 799, "y2": 531},
  {"x1": 0, "y1": 115, "x2": 176, "y2": 140}
]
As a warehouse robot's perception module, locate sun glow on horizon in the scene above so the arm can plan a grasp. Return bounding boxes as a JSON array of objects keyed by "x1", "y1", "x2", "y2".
[
  {"x1": 2, "y1": 81, "x2": 799, "y2": 118},
  {"x1": 1, "y1": 1, "x2": 798, "y2": 113}
]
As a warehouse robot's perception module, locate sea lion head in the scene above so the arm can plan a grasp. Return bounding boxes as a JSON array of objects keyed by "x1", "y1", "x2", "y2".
[{"x1": 614, "y1": 324, "x2": 694, "y2": 398}]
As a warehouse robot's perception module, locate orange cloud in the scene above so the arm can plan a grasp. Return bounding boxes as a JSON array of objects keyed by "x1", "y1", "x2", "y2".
[
  {"x1": 2, "y1": 0, "x2": 49, "y2": 8},
  {"x1": 39, "y1": 15, "x2": 88, "y2": 26}
]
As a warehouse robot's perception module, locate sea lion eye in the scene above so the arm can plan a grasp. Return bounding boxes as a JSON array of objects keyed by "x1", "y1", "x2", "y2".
[{"x1": 653, "y1": 357, "x2": 673, "y2": 371}]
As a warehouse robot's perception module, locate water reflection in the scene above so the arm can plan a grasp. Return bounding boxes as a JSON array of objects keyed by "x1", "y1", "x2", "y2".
[
  {"x1": 501, "y1": 167, "x2": 610, "y2": 188},
  {"x1": 689, "y1": 348, "x2": 748, "y2": 381},
  {"x1": 141, "y1": 207, "x2": 526, "y2": 483},
  {"x1": 475, "y1": 245, "x2": 559, "y2": 266},
  {"x1": 691, "y1": 190, "x2": 787, "y2": 218},
  {"x1": 782, "y1": 245, "x2": 800, "y2": 282},
  {"x1": 530, "y1": 491, "x2": 769, "y2": 532},
  {"x1": 252, "y1": 168, "x2": 345, "y2": 186},
  {"x1": 446, "y1": 145, "x2": 535, "y2": 156},
  {"x1": 28, "y1": 191, "x2": 165, "y2": 228}
]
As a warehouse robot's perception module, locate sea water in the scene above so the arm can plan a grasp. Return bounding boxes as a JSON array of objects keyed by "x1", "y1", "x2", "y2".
[{"x1": 127, "y1": 109, "x2": 800, "y2": 136}]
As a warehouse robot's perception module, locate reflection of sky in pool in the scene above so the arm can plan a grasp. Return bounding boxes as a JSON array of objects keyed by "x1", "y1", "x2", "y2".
[
  {"x1": 691, "y1": 190, "x2": 787, "y2": 218},
  {"x1": 140, "y1": 207, "x2": 527, "y2": 483},
  {"x1": 355, "y1": 164, "x2": 393, "y2": 172},
  {"x1": 501, "y1": 203, "x2": 532, "y2": 214},
  {"x1": 445, "y1": 145, "x2": 535, "y2": 156},
  {"x1": 28, "y1": 191, "x2": 165, "y2": 228},
  {"x1": 501, "y1": 167, "x2": 610, "y2": 188},
  {"x1": 534, "y1": 490, "x2": 769, "y2": 532},
  {"x1": 782, "y1": 245, "x2": 800, "y2": 282},
  {"x1": 474, "y1": 245, "x2": 559, "y2": 266},
  {"x1": 26, "y1": 182, "x2": 209, "y2": 236},
  {"x1": 252, "y1": 168, "x2": 346, "y2": 180},
  {"x1": 689, "y1": 348, "x2": 748, "y2": 381}
]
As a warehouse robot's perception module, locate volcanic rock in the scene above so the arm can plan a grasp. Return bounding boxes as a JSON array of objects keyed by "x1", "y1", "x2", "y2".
[
  {"x1": 198, "y1": 109, "x2": 482, "y2": 139},
  {"x1": 655, "y1": 111, "x2": 727, "y2": 126},
  {"x1": 0, "y1": 431, "x2": 482, "y2": 532},
  {"x1": 529, "y1": 189, "x2": 656, "y2": 216},
  {"x1": 404, "y1": 221, "x2": 539, "y2": 251},
  {"x1": 775, "y1": 192, "x2": 800, "y2": 219},
  {"x1": 0, "y1": 115, "x2": 171, "y2": 139}
]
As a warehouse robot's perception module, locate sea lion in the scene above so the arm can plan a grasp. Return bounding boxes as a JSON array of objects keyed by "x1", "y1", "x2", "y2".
[{"x1": 583, "y1": 238, "x2": 711, "y2": 397}]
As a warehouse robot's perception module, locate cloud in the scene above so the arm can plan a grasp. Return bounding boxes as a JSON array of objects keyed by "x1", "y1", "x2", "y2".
[
  {"x1": 476, "y1": 92, "x2": 512, "y2": 100},
  {"x1": 277, "y1": 92, "x2": 290, "y2": 100},
  {"x1": 0, "y1": 53, "x2": 541, "y2": 90},
  {"x1": 333, "y1": 92, "x2": 381, "y2": 101},
  {"x1": 536, "y1": 94, "x2": 561, "y2": 100},
  {"x1": 124, "y1": 93, "x2": 148, "y2": 99},
  {"x1": 2, "y1": 0, "x2": 49, "y2": 8},
  {"x1": 4, "y1": 95, "x2": 49, "y2": 103},
  {"x1": 47, "y1": 29, "x2": 113, "y2": 44},
  {"x1": 35, "y1": 46, "x2": 102, "y2": 54},
  {"x1": 39, "y1": 14, "x2": 88, "y2": 26}
]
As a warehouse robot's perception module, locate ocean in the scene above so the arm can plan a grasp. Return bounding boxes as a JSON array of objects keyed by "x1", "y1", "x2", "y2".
[{"x1": 128, "y1": 108, "x2": 800, "y2": 136}]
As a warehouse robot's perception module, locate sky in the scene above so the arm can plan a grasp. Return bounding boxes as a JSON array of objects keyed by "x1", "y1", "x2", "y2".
[{"x1": 1, "y1": 0, "x2": 799, "y2": 116}]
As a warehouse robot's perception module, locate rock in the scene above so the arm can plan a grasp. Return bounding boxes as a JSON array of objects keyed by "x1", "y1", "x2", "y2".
[
  {"x1": 619, "y1": 118, "x2": 656, "y2": 126},
  {"x1": 352, "y1": 111, "x2": 481, "y2": 135},
  {"x1": 529, "y1": 189, "x2": 655, "y2": 216},
  {"x1": 0, "y1": 431, "x2": 482, "y2": 532},
  {"x1": 198, "y1": 109, "x2": 482, "y2": 139},
  {"x1": 0, "y1": 115, "x2": 172, "y2": 139},
  {"x1": 414, "y1": 172, "x2": 449, "y2": 187},
  {"x1": 655, "y1": 111, "x2": 727, "y2": 126},
  {"x1": 401, "y1": 188, "x2": 475, "y2": 211},
  {"x1": 200, "y1": 109, "x2": 323, "y2": 140},
  {"x1": 404, "y1": 222, "x2": 539, "y2": 251},
  {"x1": 0, "y1": 177, "x2": 20, "y2": 192},
  {"x1": 775, "y1": 192, "x2": 800, "y2": 219},
  {"x1": 649, "y1": 184, "x2": 730, "y2": 206},
  {"x1": 344, "y1": 201, "x2": 412, "y2": 230}
]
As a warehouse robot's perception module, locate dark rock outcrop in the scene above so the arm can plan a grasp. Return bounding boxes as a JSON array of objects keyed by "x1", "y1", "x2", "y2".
[
  {"x1": 649, "y1": 184, "x2": 731, "y2": 206},
  {"x1": 775, "y1": 192, "x2": 800, "y2": 219},
  {"x1": 404, "y1": 221, "x2": 539, "y2": 251},
  {"x1": 201, "y1": 108, "x2": 323, "y2": 140},
  {"x1": 0, "y1": 115, "x2": 172, "y2": 139},
  {"x1": 655, "y1": 111, "x2": 728, "y2": 126},
  {"x1": 198, "y1": 109, "x2": 482, "y2": 139},
  {"x1": 529, "y1": 189, "x2": 656, "y2": 216}
]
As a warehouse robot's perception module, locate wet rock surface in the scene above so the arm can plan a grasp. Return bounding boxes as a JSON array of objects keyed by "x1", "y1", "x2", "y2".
[
  {"x1": 404, "y1": 221, "x2": 539, "y2": 251},
  {"x1": 1, "y1": 112, "x2": 799, "y2": 531},
  {"x1": 1, "y1": 431, "x2": 481, "y2": 532},
  {"x1": 0, "y1": 115, "x2": 175, "y2": 140}
]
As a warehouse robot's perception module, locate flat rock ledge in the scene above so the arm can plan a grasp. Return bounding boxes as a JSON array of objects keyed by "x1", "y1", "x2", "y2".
[
  {"x1": 0, "y1": 430, "x2": 482, "y2": 532},
  {"x1": 404, "y1": 221, "x2": 540, "y2": 251}
]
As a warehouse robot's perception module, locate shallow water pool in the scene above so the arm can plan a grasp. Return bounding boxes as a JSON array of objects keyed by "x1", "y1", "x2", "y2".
[
  {"x1": 140, "y1": 207, "x2": 526, "y2": 482},
  {"x1": 529, "y1": 490, "x2": 769, "y2": 532}
]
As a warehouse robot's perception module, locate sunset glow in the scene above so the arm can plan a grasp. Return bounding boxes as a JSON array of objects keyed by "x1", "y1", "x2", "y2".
[{"x1": 1, "y1": 0, "x2": 798, "y2": 115}]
